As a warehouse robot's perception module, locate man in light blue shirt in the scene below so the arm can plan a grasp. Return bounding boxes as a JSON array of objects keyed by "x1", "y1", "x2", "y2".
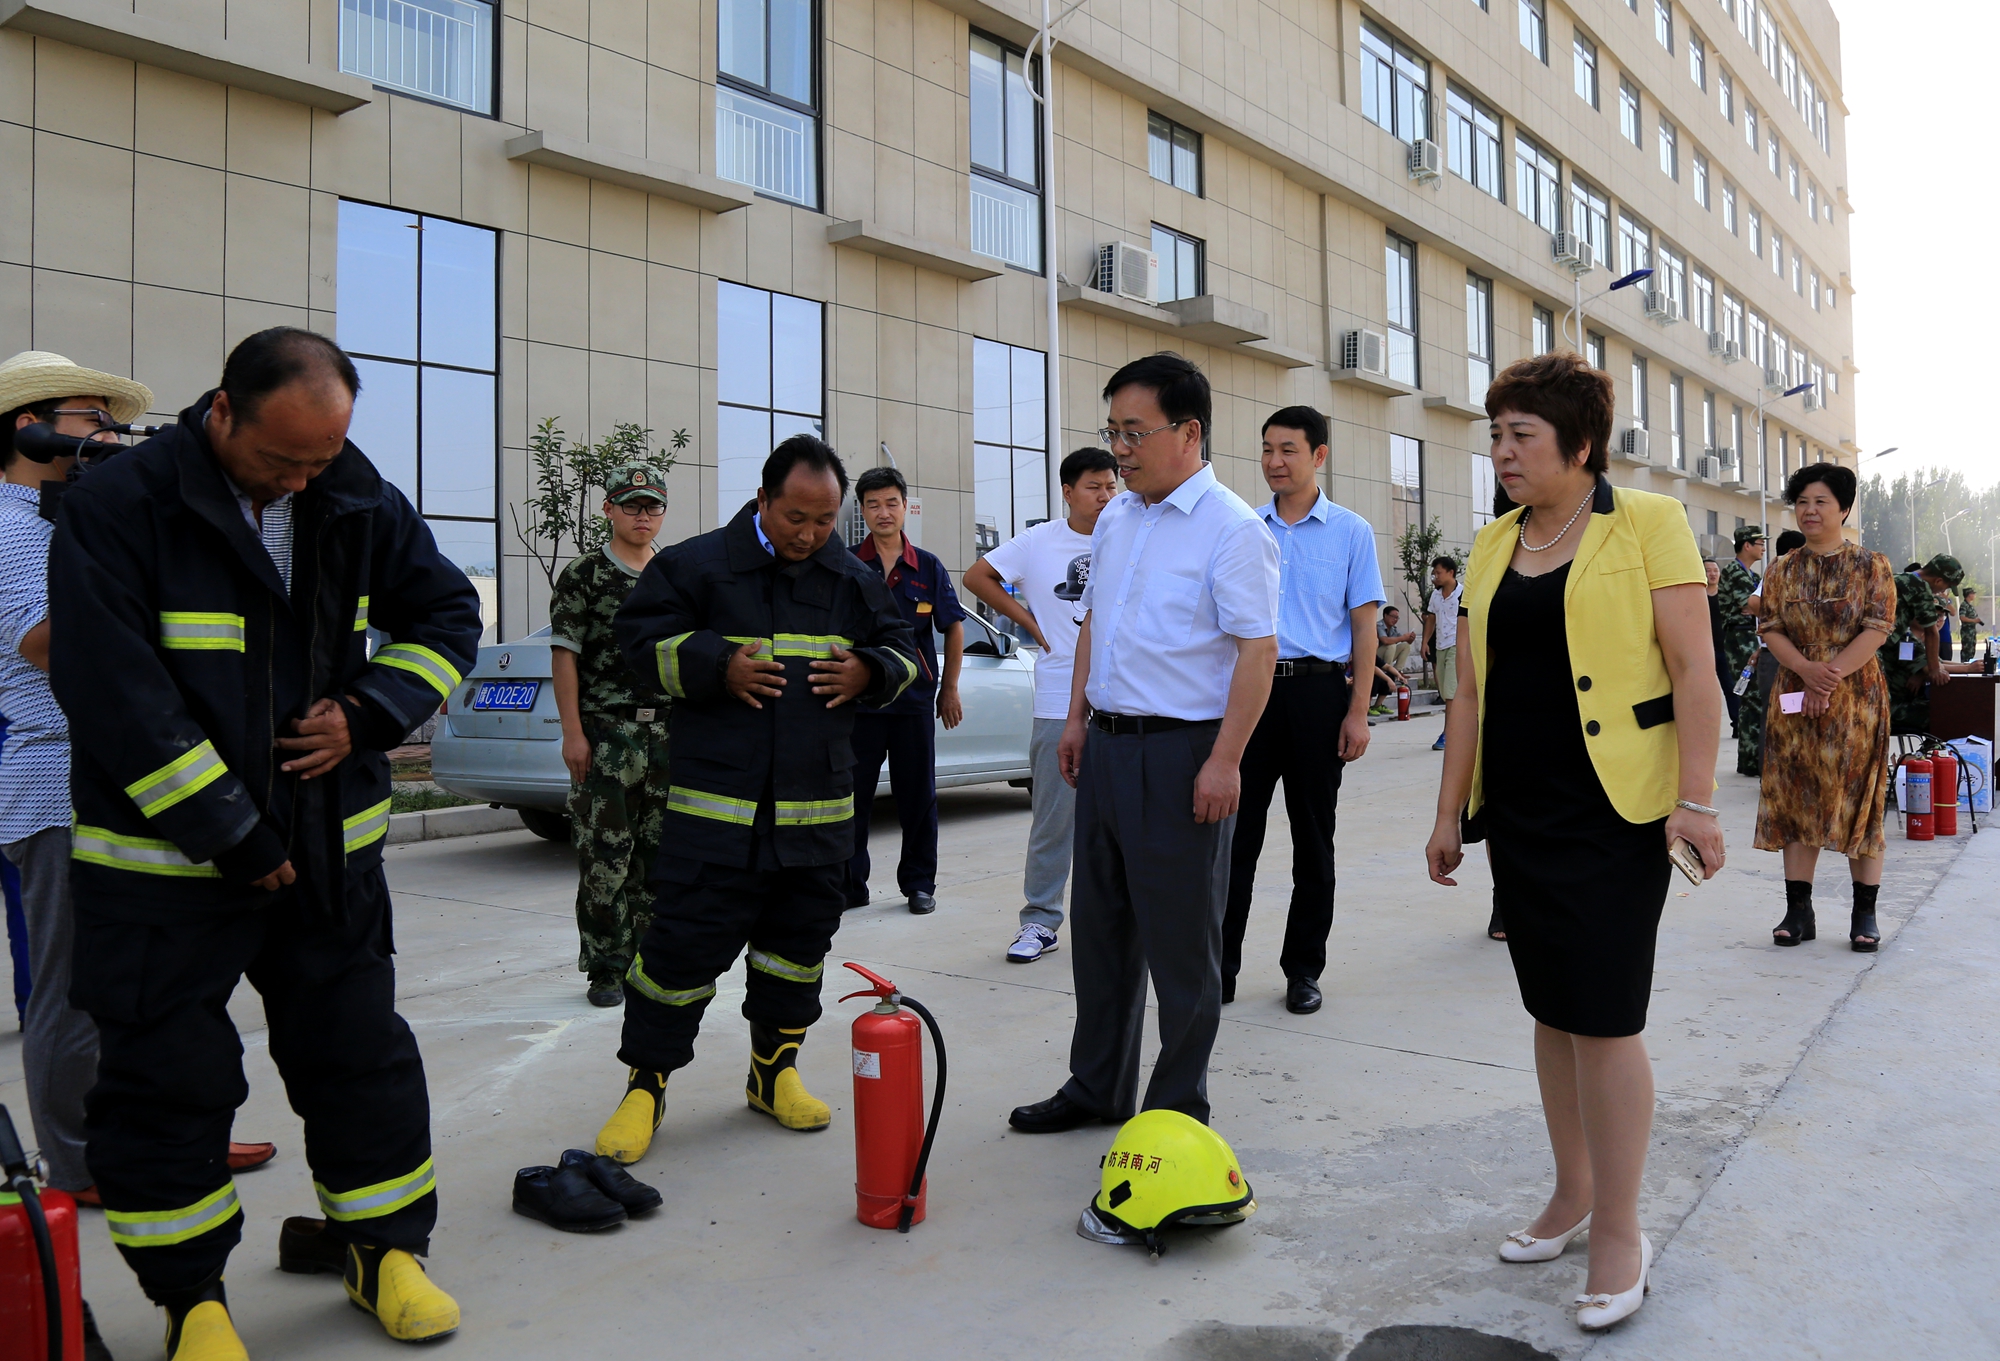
[
  {"x1": 1222, "y1": 406, "x2": 1383, "y2": 1016},
  {"x1": 1008, "y1": 353, "x2": 1279, "y2": 1135}
]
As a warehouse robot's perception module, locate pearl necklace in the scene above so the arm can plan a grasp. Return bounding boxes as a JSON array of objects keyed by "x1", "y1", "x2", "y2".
[{"x1": 1518, "y1": 487, "x2": 1596, "y2": 552}]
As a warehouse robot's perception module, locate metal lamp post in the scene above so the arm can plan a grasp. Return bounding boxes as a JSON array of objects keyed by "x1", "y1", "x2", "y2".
[
  {"x1": 1941, "y1": 507, "x2": 1971, "y2": 557},
  {"x1": 1562, "y1": 268, "x2": 1654, "y2": 353},
  {"x1": 1023, "y1": 0, "x2": 1092, "y2": 513},
  {"x1": 1755, "y1": 380, "x2": 1815, "y2": 549}
]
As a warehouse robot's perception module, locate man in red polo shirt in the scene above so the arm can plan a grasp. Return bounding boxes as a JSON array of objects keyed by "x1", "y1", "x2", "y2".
[{"x1": 847, "y1": 467, "x2": 963, "y2": 914}]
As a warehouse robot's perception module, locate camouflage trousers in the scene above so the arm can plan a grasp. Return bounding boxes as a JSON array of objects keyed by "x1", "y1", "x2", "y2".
[
  {"x1": 569, "y1": 717, "x2": 671, "y2": 981},
  {"x1": 1736, "y1": 650, "x2": 1777, "y2": 777}
]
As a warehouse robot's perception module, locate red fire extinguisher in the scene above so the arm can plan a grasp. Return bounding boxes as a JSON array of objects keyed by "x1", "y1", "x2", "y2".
[
  {"x1": 839, "y1": 963, "x2": 946, "y2": 1233},
  {"x1": 1904, "y1": 756, "x2": 1934, "y2": 841},
  {"x1": 1, "y1": 1105, "x2": 81, "y2": 1361},
  {"x1": 1933, "y1": 747, "x2": 1960, "y2": 837},
  {"x1": 1395, "y1": 685, "x2": 1411, "y2": 721}
]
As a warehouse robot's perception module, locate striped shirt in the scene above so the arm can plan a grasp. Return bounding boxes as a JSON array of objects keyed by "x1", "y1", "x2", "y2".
[
  {"x1": 0, "y1": 482, "x2": 70, "y2": 842},
  {"x1": 222, "y1": 474, "x2": 294, "y2": 591}
]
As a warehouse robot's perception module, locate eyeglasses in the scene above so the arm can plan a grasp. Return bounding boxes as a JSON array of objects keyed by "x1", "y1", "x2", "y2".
[
  {"x1": 612, "y1": 502, "x2": 666, "y2": 518},
  {"x1": 1096, "y1": 421, "x2": 1185, "y2": 451},
  {"x1": 50, "y1": 408, "x2": 114, "y2": 428}
]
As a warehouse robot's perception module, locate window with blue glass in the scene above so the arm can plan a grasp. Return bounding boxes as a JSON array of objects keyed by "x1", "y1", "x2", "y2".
[
  {"x1": 336, "y1": 200, "x2": 498, "y2": 635},
  {"x1": 717, "y1": 282, "x2": 824, "y2": 524},
  {"x1": 970, "y1": 33, "x2": 1042, "y2": 271},
  {"x1": 716, "y1": 0, "x2": 819, "y2": 208}
]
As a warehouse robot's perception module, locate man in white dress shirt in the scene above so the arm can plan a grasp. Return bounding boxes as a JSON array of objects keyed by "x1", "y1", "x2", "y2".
[{"x1": 1008, "y1": 353, "x2": 1280, "y2": 1131}]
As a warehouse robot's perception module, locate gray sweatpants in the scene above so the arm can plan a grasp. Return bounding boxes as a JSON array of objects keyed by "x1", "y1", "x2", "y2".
[
  {"x1": 1059, "y1": 722, "x2": 1233, "y2": 1125},
  {"x1": 4, "y1": 826, "x2": 96, "y2": 1190},
  {"x1": 1019, "y1": 718, "x2": 1074, "y2": 930}
]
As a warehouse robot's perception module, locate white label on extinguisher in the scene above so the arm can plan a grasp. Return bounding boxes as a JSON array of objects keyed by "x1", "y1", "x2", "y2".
[{"x1": 852, "y1": 1049, "x2": 882, "y2": 1079}]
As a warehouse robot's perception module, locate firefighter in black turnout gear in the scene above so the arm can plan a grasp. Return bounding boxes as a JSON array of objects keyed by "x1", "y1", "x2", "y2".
[
  {"x1": 594, "y1": 436, "x2": 919, "y2": 1163},
  {"x1": 49, "y1": 329, "x2": 481, "y2": 1359}
]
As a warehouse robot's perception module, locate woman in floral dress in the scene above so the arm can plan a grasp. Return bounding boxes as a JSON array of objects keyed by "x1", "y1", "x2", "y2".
[{"x1": 1754, "y1": 463, "x2": 1896, "y2": 952}]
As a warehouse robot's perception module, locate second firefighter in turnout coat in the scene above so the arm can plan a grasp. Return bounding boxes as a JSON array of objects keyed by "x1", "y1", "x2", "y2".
[{"x1": 593, "y1": 437, "x2": 918, "y2": 1163}]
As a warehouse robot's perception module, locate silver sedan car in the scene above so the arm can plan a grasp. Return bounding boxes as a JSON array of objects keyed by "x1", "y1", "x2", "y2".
[{"x1": 431, "y1": 611, "x2": 1036, "y2": 840}]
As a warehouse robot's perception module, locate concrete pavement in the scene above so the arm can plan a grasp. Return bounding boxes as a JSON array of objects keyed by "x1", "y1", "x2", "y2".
[{"x1": 2, "y1": 715, "x2": 1989, "y2": 1359}]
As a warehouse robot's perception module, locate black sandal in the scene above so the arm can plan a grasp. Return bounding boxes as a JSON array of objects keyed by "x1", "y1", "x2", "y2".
[
  {"x1": 1486, "y1": 905, "x2": 1506, "y2": 941},
  {"x1": 1774, "y1": 880, "x2": 1815, "y2": 946},
  {"x1": 1850, "y1": 882, "x2": 1880, "y2": 953}
]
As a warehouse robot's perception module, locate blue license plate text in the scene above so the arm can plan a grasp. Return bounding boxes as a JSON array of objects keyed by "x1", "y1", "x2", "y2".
[{"x1": 472, "y1": 680, "x2": 540, "y2": 711}]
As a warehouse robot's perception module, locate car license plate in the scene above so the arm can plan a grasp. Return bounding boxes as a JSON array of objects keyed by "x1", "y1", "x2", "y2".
[{"x1": 472, "y1": 680, "x2": 540, "y2": 711}]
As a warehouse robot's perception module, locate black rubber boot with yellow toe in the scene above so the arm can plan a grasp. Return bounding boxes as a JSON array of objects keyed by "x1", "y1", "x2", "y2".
[
  {"x1": 343, "y1": 1243, "x2": 460, "y2": 1343},
  {"x1": 746, "y1": 1022, "x2": 832, "y2": 1132},
  {"x1": 595, "y1": 1068, "x2": 667, "y2": 1164},
  {"x1": 161, "y1": 1273, "x2": 249, "y2": 1361}
]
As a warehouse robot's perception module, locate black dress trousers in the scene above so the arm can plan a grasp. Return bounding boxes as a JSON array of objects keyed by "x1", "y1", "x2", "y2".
[{"x1": 1222, "y1": 668, "x2": 1348, "y2": 984}]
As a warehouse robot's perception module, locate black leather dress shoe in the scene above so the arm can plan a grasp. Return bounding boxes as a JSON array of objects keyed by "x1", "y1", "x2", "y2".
[
  {"x1": 277, "y1": 1216, "x2": 347, "y2": 1275},
  {"x1": 512, "y1": 1164, "x2": 627, "y2": 1232},
  {"x1": 907, "y1": 892, "x2": 937, "y2": 915},
  {"x1": 1286, "y1": 976, "x2": 1323, "y2": 1014},
  {"x1": 1008, "y1": 1090, "x2": 1100, "y2": 1133},
  {"x1": 559, "y1": 1148, "x2": 663, "y2": 1215}
]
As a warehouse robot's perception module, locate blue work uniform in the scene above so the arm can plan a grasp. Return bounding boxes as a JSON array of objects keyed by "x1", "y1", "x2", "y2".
[{"x1": 846, "y1": 535, "x2": 965, "y2": 905}]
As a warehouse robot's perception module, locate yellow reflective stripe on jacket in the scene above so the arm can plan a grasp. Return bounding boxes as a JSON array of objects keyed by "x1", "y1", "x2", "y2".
[
  {"x1": 315, "y1": 1158, "x2": 436, "y2": 1222},
  {"x1": 666, "y1": 785, "x2": 757, "y2": 825},
  {"x1": 772, "y1": 633, "x2": 854, "y2": 659},
  {"x1": 72, "y1": 824, "x2": 221, "y2": 878},
  {"x1": 342, "y1": 798, "x2": 392, "y2": 853},
  {"x1": 374, "y1": 643, "x2": 462, "y2": 699},
  {"x1": 123, "y1": 741, "x2": 228, "y2": 817},
  {"x1": 881, "y1": 648, "x2": 919, "y2": 701},
  {"x1": 657, "y1": 631, "x2": 696, "y2": 697},
  {"x1": 627, "y1": 954, "x2": 716, "y2": 1006},
  {"x1": 104, "y1": 1183, "x2": 240, "y2": 1248},
  {"x1": 159, "y1": 611, "x2": 245, "y2": 652},
  {"x1": 746, "y1": 947, "x2": 822, "y2": 983},
  {"x1": 353, "y1": 596, "x2": 370, "y2": 632},
  {"x1": 774, "y1": 795, "x2": 853, "y2": 826}
]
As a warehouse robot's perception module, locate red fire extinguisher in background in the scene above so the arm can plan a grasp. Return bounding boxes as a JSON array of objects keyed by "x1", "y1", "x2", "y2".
[
  {"x1": 1, "y1": 1104, "x2": 81, "y2": 1361},
  {"x1": 839, "y1": 963, "x2": 947, "y2": 1233},
  {"x1": 1904, "y1": 755, "x2": 1934, "y2": 841},
  {"x1": 1395, "y1": 684, "x2": 1411, "y2": 721},
  {"x1": 1932, "y1": 746, "x2": 1960, "y2": 837}
]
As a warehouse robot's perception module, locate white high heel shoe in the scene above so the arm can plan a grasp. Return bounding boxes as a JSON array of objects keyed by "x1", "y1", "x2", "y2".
[
  {"x1": 1575, "y1": 1232, "x2": 1652, "y2": 1331},
  {"x1": 1497, "y1": 1211, "x2": 1590, "y2": 1263}
]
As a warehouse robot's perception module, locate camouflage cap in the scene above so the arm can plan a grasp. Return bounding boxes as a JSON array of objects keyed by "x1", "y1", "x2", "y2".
[
  {"x1": 605, "y1": 463, "x2": 668, "y2": 505},
  {"x1": 1924, "y1": 553, "x2": 1966, "y2": 587},
  {"x1": 1732, "y1": 525, "x2": 1766, "y2": 549}
]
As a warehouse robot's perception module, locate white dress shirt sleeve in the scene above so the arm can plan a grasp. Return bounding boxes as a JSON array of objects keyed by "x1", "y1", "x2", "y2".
[{"x1": 1209, "y1": 517, "x2": 1280, "y2": 640}]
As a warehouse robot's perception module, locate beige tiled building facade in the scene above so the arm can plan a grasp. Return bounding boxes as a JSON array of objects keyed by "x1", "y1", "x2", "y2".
[{"x1": 0, "y1": 0, "x2": 1852, "y2": 638}]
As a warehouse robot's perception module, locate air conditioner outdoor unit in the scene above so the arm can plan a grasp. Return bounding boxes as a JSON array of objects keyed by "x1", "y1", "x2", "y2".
[
  {"x1": 1620, "y1": 426, "x2": 1651, "y2": 462},
  {"x1": 1095, "y1": 241, "x2": 1159, "y2": 305},
  {"x1": 1340, "y1": 328, "x2": 1388, "y2": 377},
  {"x1": 1408, "y1": 138, "x2": 1443, "y2": 183},
  {"x1": 1707, "y1": 330, "x2": 1727, "y2": 355},
  {"x1": 1715, "y1": 448, "x2": 1743, "y2": 486},
  {"x1": 1763, "y1": 367, "x2": 1788, "y2": 392},
  {"x1": 1643, "y1": 289, "x2": 1680, "y2": 323},
  {"x1": 1721, "y1": 339, "x2": 1741, "y2": 364},
  {"x1": 1696, "y1": 454, "x2": 1719, "y2": 481},
  {"x1": 1551, "y1": 231, "x2": 1595, "y2": 272},
  {"x1": 1802, "y1": 390, "x2": 1822, "y2": 413}
]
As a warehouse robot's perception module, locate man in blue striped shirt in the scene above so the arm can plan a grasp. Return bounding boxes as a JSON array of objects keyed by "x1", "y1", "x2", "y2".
[{"x1": 1222, "y1": 406, "x2": 1384, "y2": 1015}]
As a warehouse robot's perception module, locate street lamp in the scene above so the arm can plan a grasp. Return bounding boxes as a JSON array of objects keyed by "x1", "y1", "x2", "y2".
[
  {"x1": 1561, "y1": 267, "x2": 1654, "y2": 353},
  {"x1": 1942, "y1": 507, "x2": 1971, "y2": 556},
  {"x1": 1756, "y1": 380, "x2": 1815, "y2": 550},
  {"x1": 1023, "y1": 0, "x2": 1092, "y2": 510}
]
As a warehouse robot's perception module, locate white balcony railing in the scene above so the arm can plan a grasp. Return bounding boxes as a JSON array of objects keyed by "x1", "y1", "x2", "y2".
[
  {"x1": 970, "y1": 175, "x2": 1041, "y2": 272},
  {"x1": 716, "y1": 88, "x2": 818, "y2": 209},
  {"x1": 340, "y1": 0, "x2": 493, "y2": 114}
]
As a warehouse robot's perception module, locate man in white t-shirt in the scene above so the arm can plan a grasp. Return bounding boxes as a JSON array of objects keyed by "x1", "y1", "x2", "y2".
[
  {"x1": 1422, "y1": 556, "x2": 1462, "y2": 752},
  {"x1": 963, "y1": 447, "x2": 1120, "y2": 961}
]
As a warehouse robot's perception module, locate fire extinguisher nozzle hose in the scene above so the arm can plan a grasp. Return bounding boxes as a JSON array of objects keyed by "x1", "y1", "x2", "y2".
[{"x1": 893, "y1": 995, "x2": 948, "y2": 1234}]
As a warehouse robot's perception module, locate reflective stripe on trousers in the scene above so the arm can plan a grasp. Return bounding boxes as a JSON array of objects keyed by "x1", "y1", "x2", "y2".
[
  {"x1": 104, "y1": 1183, "x2": 241, "y2": 1248},
  {"x1": 626, "y1": 954, "x2": 717, "y2": 1006},
  {"x1": 124, "y1": 741, "x2": 228, "y2": 817},
  {"x1": 315, "y1": 1157, "x2": 436, "y2": 1222},
  {"x1": 159, "y1": 611, "x2": 245, "y2": 652},
  {"x1": 72, "y1": 824, "x2": 221, "y2": 878},
  {"x1": 745, "y1": 947, "x2": 822, "y2": 983}
]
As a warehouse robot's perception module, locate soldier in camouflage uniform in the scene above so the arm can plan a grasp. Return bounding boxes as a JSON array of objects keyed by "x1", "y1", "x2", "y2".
[
  {"x1": 550, "y1": 464, "x2": 673, "y2": 1006},
  {"x1": 1716, "y1": 526, "x2": 1764, "y2": 735},
  {"x1": 1878, "y1": 554, "x2": 1956, "y2": 735}
]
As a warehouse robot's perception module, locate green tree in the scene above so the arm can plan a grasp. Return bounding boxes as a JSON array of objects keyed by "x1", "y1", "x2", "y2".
[
  {"x1": 1394, "y1": 516, "x2": 1459, "y2": 682},
  {"x1": 1858, "y1": 467, "x2": 1998, "y2": 593},
  {"x1": 511, "y1": 417, "x2": 689, "y2": 592}
]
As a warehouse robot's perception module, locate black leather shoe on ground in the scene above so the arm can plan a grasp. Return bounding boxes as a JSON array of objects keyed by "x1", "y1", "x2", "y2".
[
  {"x1": 278, "y1": 1216, "x2": 348, "y2": 1275},
  {"x1": 559, "y1": 1148, "x2": 663, "y2": 1215},
  {"x1": 907, "y1": 892, "x2": 937, "y2": 915},
  {"x1": 1286, "y1": 976, "x2": 1323, "y2": 1014},
  {"x1": 1008, "y1": 1090, "x2": 1100, "y2": 1133},
  {"x1": 512, "y1": 1164, "x2": 627, "y2": 1232}
]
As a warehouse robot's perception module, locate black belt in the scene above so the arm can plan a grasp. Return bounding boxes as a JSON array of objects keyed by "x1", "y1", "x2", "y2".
[
  {"x1": 1090, "y1": 712, "x2": 1219, "y2": 736},
  {"x1": 1273, "y1": 658, "x2": 1342, "y2": 677},
  {"x1": 591, "y1": 707, "x2": 667, "y2": 724}
]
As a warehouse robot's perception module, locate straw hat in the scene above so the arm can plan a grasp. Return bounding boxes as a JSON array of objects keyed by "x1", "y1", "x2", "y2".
[{"x1": 0, "y1": 350, "x2": 153, "y2": 425}]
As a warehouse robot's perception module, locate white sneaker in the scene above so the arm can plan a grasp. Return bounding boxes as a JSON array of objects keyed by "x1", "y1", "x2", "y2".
[{"x1": 1007, "y1": 924, "x2": 1059, "y2": 963}]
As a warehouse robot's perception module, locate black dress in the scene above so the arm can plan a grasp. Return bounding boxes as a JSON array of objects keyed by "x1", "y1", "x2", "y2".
[{"x1": 1481, "y1": 563, "x2": 1672, "y2": 1038}]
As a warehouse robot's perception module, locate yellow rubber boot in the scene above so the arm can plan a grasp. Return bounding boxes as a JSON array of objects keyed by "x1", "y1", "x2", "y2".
[
  {"x1": 746, "y1": 1023, "x2": 832, "y2": 1132},
  {"x1": 343, "y1": 1244, "x2": 459, "y2": 1343},
  {"x1": 165, "y1": 1298, "x2": 249, "y2": 1361},
  {"x1": 595, "y1": 1068, "x2": 667, "y2": 1164}
]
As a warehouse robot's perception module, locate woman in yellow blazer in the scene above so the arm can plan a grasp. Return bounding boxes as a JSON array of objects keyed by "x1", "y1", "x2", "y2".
[{"x1": 1425, "y1": 352, "x2": 1723, "y2": 1333}]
